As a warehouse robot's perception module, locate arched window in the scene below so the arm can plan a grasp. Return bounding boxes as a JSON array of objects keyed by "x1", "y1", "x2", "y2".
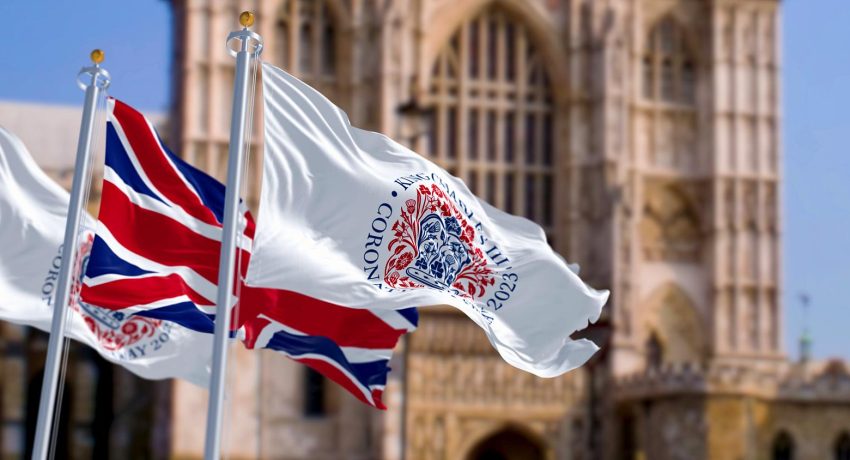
[
  {"x1": 642, "y1": 283, "x2": 705, "y2": 368},
  {"x1": 643, "y1": 17, "x2": 696, "y2": 104},
  {"x1": 277, "y1": 0, "x2": 337, "y2": 81},
  {"x1": 646, "y1": 332, "x2": 664, "y2": 370},
  {"x1": 641, "y1": 17, "x2": 697, "y2": 170},
  {"x1": 425, "y1": 7, "x2": 556, "y2": 233},
  {"x1": 303, "y1": 367, "x2": 326, "y2": 417},
  {"x1": 772, "y1": 431, "x2": 794, "y2": 460},
  {"x1": 836, "y1": 432, "x2": 850, "y2": 460}
]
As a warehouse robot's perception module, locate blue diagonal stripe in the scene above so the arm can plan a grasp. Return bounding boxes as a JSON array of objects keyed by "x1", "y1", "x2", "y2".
[
  {"x1": 265, "y1": 330, "x2": 390, "y2": 389},
  {"x1": 84, "y1": 236, "x2": 152, "y2": 279},
  {"x1": 105, "y1": 122, "x2": 167, "y2": 205}
]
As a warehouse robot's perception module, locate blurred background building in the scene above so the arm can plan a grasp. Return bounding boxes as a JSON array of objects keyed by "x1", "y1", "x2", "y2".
[{"x1": 2, "y1": 0, "x2": 850, "y2": 459}]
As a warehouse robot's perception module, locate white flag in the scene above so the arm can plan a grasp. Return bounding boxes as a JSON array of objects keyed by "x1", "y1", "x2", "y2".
[
  {"x1": 0, "y1": 125, "x2": 210, "y2": 386},
  {"x1": 246, "y1": 62, "x2": 609, "y2": 377}
]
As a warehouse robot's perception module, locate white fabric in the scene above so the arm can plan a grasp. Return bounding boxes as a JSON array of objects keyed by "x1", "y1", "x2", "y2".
[
  {"x1": 0, "y1": 126, "x2": 210, "y2": 386},
  {"x1": 246, "y1": 62, "x2": 609, "y2": 377}
]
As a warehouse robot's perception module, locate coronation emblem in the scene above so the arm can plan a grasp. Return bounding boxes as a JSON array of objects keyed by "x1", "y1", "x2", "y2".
[
  {"x1": 384, "y1": 183, "x2": 495, "y2": 298},
  {"x1": 67, "y1": 235, "x2": 163, "y2": 352}
]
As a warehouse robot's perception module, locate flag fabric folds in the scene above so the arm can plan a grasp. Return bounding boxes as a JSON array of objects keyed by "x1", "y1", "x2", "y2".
[
  {"x1": 79, "y1": 99, "x2": 415, "y2": 407},
  {"x1": 237, "y1": 288, "x2": 416, "y2": 408},
  {"x1": 0, "y1": 124, "x2": 211, "y2": 385},
  {"x1": 246, "y1": 62, "x2": 609, "y2": 378},
  {"x1": 80, "y1": 98, "x2": 249, "y2": 335}
]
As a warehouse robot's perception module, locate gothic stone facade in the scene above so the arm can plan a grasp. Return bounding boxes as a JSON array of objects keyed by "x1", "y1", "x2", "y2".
[
  {"x1": 162, "y1": 0, "x2": 850, "y2": 459},
  {"x1": 2, "y1": 0, "x2": 849, "y2": 459}
]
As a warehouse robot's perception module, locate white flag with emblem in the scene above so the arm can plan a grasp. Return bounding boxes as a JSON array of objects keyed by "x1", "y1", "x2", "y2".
[
  {"x1": 246, "y1": 62, "x2": 609, "y2": 377},
  {"x1": 0, "y1": 125, "x2": 210, "y2": 385}
]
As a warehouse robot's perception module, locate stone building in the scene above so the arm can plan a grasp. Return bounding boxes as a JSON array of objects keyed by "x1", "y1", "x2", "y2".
[
  {"x1": 1, "y1": 0, "x2": 850, "y2": 459},
  {"x1": 162, "y1": 0, "x2": 850, "y2": 458}
]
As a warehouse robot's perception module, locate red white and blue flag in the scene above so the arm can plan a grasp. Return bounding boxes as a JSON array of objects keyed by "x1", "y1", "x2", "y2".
[
  {"x1": 0, "y1": 121, "x2": 210, "y2": 386},
  {"x1": 80, "y1": 99, "x2": 416, "y2": 408}
]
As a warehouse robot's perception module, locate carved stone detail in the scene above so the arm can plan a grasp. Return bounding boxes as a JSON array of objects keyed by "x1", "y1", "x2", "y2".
[{"x1": 640, "y1": 180, "x2": 703, "y2": 262}]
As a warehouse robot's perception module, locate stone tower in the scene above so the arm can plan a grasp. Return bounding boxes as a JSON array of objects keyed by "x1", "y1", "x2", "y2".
[{"x1": 610, "y1": 0, "x2": 783, "y2": 378}]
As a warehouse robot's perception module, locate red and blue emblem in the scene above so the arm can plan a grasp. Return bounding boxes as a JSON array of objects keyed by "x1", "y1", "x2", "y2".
[{"x1": 385, "y1": 184, "x2": 494, "y2": 299}]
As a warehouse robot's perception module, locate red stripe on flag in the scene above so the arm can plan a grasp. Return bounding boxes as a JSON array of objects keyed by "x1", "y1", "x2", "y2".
[
  {"x1": 100, "y1": 180, "x2": 252, "y2": 292},
  {"x1": 237, "y1": 286, "x2": 406, "y2": 349},
  {"x1": 240, "y1": 316, "x2": 271, "y2": 349},
  {"x1": 243, "y1": 210, "x2": 256, "y2": 239},
  {"x1": 100, "y1": 181, "x2": 224, "y2": 283},
  {"x1": 111, "y1": 100, "x2": 221, "y2": 227},
  {"x1": 81, "y1": 274, "x2": 213, "y2": 311}
]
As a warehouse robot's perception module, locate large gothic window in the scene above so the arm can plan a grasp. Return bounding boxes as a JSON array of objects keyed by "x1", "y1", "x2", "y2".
[
  {"x1": 425, "y1": 7, "x2": 556, "y2": 232},
  {"x1": 276, "y1": 0, "x2": 337, "y2": 82},
  {"x1": 641, "y1": 16, "x2": 697, "y2": 170}
]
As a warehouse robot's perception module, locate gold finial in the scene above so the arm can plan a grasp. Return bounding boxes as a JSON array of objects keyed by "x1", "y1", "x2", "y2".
[
  {"x1": 239, "y1": 11, "x2": 255, "y2": 28},
  {"x1": 90, "y1": 49, "x2": 105, "y2": 65}
]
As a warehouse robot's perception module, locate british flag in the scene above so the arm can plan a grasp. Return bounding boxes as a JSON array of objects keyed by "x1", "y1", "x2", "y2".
[{"x1": 80, "y1": 98, "x2": 416, "y2": 408}]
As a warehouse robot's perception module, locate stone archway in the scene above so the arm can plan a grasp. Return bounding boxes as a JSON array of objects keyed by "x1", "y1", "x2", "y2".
[
  {"x1": 640, "y1": 282, "x2": 706, "y2": 368},
  {"x1": 465, "y1": 427, "x2": 546, "y2": 460},
  {"x1": 421, "y1": 0, "x2": 571, "y2": 106}
]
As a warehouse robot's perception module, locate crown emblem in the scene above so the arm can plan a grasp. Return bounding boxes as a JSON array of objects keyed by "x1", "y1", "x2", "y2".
[
  {"x1": 80, "y1": 302, "x2": 126, "y2": 330},
  {"x1": 405, "y1": 214, "x2": 471, "y2": 290}
]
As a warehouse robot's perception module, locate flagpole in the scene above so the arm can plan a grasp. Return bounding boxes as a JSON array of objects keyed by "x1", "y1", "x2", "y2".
[
  {"x1": 31, "y1": 50, "x2": 110, "y2": 460},
  {"x1": 204, "y1": 12, "x2": 263, "y2": 459}
]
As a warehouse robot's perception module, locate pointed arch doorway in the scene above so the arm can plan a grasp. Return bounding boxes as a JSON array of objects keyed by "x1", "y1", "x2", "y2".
[{"x1": 466, "y1": 427, "x2": 546, "y2": 460}]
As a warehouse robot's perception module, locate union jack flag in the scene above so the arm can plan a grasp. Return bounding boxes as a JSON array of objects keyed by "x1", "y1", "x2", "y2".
[{"x1": 80, "y1": 99, "x2": 416, "y2": 408}]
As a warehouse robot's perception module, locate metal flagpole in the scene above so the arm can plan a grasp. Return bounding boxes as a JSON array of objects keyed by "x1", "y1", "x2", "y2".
[
  {"x1": 204, "y1": 12, "x2": 263, "y2": 459},
  {"x1": 400, "y1": 335, "x2": 410, "y2": 460},
  {"x1": 31, "y1": 50, "x2": 111, "y2": 460}
]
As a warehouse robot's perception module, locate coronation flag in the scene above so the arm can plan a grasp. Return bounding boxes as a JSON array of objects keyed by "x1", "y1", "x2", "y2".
[
  {"x1": 0, "y1": 125, "x2": 210, "y2": 385},
  {"x1": 246, "y1": 62, "x2": 609, "y2": 378},
  {"x1": 80, "y1": 99, "x2": 415, "y2": 407}
]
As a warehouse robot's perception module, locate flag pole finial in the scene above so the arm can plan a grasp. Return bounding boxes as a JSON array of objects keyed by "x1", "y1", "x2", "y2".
[
  {"x1": 239, "y1": 11, "x2": 255, "y2": 28},
  {"x1": 90, "y1": 49, "x2": 104, "y2": 65}
]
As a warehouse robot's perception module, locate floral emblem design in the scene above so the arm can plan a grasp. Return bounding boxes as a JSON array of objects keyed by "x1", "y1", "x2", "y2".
[
  {"x1": 70, "y1": 234, "x2": 161, "y2": 351},
  {"x1": 384, "y1": 184, "x2": 495, "y2": 298}
]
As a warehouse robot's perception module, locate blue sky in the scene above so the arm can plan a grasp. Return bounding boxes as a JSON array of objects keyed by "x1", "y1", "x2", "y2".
[
  {"x1": 0, "y1": 1, "x2": 172, "y2": 111},
  {"x1": 0, "y1": 1, "x2": 846, "y2": 360},
  {"x1": 782, "y1": 0, "x2": 850, "y2": 360}
]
